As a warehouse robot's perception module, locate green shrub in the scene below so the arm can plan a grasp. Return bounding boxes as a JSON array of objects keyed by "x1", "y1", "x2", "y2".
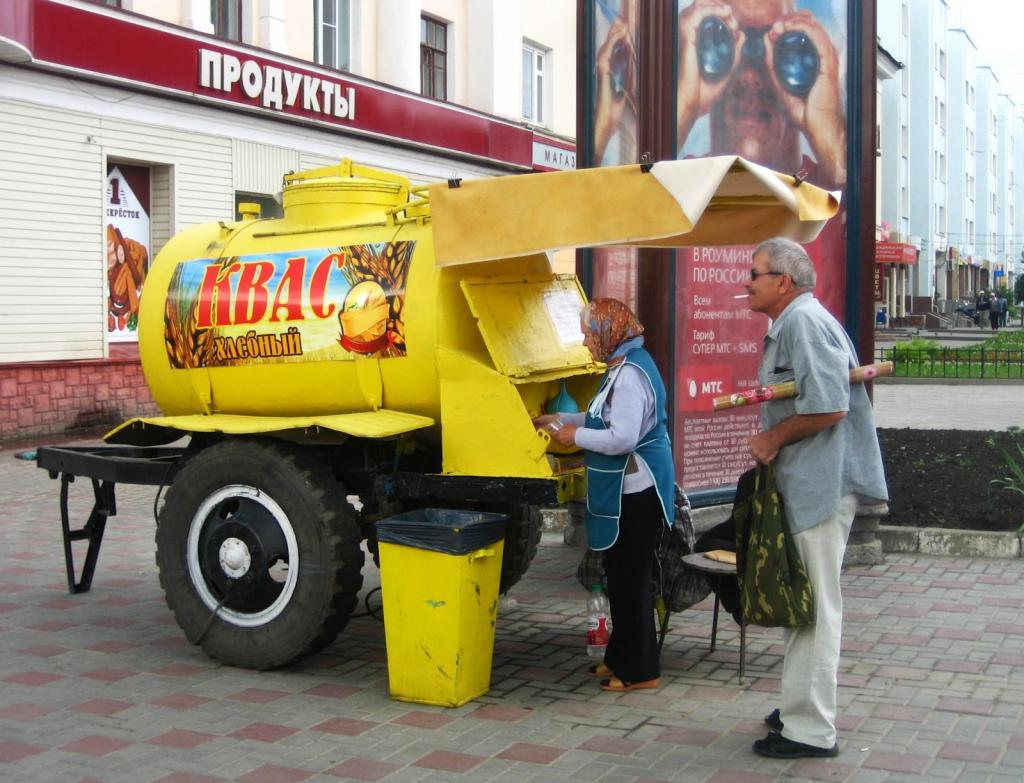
[{"x1": 989, "y1": 443, "x2": 1024, "y2": 535}]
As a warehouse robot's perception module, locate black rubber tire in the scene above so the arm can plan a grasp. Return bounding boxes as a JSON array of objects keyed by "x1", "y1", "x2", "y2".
[
  {"x1": 155, "y1": 439, "x2": 364, "y2": 669},
  {"x1": 498, "y1": 504, "x2": 543, "y2": 594}
]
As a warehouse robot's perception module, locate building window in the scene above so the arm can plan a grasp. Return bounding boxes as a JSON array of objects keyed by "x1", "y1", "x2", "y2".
[
  {"x1": 522, "y1": 43, "x2": 547, "y2": 125},
  {"x1": 420, "y1": 15, "x2": 447, "y2": 100},
  {"x1": 316, "y1": 0, "x2": 351, "y2": 71},
  {"x1": 212, "y1": 0, "x2": 241, "y2": 41}
]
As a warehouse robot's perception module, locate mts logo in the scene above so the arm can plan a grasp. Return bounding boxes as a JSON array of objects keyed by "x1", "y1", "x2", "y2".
[{"x1": 678, "y1": 364, "x2": 732, "y2": 412}]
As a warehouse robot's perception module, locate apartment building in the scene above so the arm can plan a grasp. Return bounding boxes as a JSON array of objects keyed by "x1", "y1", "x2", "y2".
[
  {"x1": 0, "y1": 0, "x2": 576, "y2": 439},
  {"x1": 946, "y1": 27, "x2": 978, "y2": 301},
  {"x1": 993, "y1": 92, "x2": 1016, "y2": 290},
  {"x1": 879, "y1": 0, "x2": 1018, "y2": 324}
]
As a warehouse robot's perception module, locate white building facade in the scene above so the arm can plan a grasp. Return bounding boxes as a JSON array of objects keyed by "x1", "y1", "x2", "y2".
[
  {"x1": 878, "y1": 0, "x2": 1018, "y2": 324},
  {"x1": 0, "y1": 0, "x2": 576, "y2": 439}
]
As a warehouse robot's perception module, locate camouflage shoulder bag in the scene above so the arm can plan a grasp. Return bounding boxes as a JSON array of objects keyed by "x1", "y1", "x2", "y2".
[{"x1": 734, "y1": 463, "x2": 815, "y2": 627}]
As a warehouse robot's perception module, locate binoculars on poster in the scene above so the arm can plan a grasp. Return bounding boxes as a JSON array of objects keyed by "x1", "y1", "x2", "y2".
[{"x1": 697, "y1": 16, "x2": 820, "y2": 97}]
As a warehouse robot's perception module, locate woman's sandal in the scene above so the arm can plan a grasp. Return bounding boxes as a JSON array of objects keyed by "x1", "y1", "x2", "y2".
[
  {"x1": 587, "y1": 663, "x2": 614, "y2": 678},
  {"x1": 600, "y1": 676, "x2": 661, "y2": 693}
]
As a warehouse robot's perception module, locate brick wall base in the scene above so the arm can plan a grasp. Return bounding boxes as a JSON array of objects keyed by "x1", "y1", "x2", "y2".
[{"x1": 1, "y1": 348, "x2": 159, "y2": 444}]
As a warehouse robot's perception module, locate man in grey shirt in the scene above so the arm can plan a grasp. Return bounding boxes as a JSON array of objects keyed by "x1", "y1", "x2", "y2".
[{"x1": 745, "y1": 238, "x2": 888, "y2": 759}]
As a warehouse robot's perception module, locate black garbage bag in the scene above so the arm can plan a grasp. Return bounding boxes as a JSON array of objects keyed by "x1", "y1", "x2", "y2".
[{"x1": 376, "y1": 508, "x2": 507, "y2": 555}]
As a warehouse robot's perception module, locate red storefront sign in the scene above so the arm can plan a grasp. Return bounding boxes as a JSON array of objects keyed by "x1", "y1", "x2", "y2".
[{"x1": 875, "y1": 242, "x2": 917, "y2": 264}]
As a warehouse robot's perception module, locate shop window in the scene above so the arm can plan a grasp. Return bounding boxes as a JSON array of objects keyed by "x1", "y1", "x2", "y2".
[
  {"x1": 316, "y1": 0, "x2": 351, "y2": 71},
  {"x1": 212, "y1": 0, "x2": 242, "y2": 41},
  {"x1": 421, "y1": 15, "x2": 447, "y2": 101},
  {"x1": 522, "y1": 42, "x2": 547, "y2": 125},
  {"x1": 235, "y1": 192, "x2": 283, "y2": 221}
]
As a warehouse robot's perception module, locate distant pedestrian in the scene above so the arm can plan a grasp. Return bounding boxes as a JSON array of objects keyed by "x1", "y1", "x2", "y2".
[
  {"x1": 998, "y1": 296, "x2": 1008, "y2": 327},
  {"x1": 976, "y1": 291, "x2": 991, "y2": 329},
  {"x1": 991, "y1": 294, "x2": 1001, "y2": 331}
]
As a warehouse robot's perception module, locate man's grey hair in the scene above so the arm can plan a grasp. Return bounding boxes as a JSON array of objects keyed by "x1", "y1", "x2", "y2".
[{"x1": 753, "y1": 237, "x2": 816, "y2": 289}]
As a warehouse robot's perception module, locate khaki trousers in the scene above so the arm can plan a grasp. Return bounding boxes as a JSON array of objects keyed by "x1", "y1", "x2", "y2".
[{"x1": 779, "y1": 494, "x2": 857, "y2": 749}]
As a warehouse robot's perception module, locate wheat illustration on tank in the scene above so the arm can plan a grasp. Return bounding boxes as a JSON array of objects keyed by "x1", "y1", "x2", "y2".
[{"x1": 163, "y1": 242, "x2": 414, "y2": 369}]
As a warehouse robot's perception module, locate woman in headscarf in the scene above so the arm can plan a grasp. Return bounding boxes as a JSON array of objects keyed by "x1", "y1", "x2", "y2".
[{"x1": 533, "y1": 298, "x2": 674, "y2": 692}]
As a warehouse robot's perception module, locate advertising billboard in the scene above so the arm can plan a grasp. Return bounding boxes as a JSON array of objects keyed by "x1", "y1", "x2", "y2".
[
  {"x1": 580, "y1": 0, "x2": 863, "y2": 495},
  {"x1": 673, "y1": 0, "x2": 849, "y2": 491}
]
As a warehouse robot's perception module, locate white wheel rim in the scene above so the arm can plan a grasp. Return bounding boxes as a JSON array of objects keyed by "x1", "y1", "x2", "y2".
[{"x1": 186, "y1": 484, "x2": 300, "y2": 627}]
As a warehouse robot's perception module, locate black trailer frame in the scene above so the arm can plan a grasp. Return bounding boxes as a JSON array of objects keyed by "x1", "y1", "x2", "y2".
[
  {"x1": 36, "y1": 446, "x2": 186, "y2": 594},
  {"x1": 35, "y1": 444, "x2": 563, "y2": 595}
]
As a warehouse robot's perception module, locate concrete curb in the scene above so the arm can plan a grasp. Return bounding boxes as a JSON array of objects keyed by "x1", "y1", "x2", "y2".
[
  {"x1": 878, "y1": 524, "x2": 1022, "y2": 558},
  {"x1": 543, "y1": 510, "x2": 1024, "y2": 560}
]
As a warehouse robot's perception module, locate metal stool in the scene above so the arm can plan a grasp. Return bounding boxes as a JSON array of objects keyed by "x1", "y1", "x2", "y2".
[{"x1": 664, "y1": 553, "x2": 746, "y2": 682}]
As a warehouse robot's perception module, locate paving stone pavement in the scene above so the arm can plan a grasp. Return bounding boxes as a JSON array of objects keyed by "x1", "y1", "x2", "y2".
[
  {"x1": 2, "y1": 445, "x2": 1024, "y2": 783},
  {"x1": 872, "y1": 381, "x2": 1024, "y2": 431}
]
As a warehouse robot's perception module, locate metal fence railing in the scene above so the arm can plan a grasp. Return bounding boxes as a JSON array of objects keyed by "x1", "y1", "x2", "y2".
[{"x1": 876, "y1": 347, "x2": 1024, "y2": 379}]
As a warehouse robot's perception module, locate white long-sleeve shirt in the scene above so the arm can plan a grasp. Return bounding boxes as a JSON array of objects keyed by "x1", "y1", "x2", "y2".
[{"x1": 560, "y1": 363, "x2": 656, "y2": 493}]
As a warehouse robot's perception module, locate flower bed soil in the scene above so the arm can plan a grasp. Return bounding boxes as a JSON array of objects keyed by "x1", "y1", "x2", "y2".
[{"x1": 878, "y1": 428, "x2": 1024, "y2": 531}]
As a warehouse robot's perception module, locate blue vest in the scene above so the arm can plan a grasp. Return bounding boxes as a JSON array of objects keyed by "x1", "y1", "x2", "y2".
[{"x1": 583, "y1": 347, "x2": 674, "y2": 550}]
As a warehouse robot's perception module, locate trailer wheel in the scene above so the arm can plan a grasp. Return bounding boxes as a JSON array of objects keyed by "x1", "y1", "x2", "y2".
[
  {"x1": 156, "y1": 439, "x2": 363, "y2": 669},
  {"x1": 498, "y1": 504, "x2": 543, "y2": 594}
]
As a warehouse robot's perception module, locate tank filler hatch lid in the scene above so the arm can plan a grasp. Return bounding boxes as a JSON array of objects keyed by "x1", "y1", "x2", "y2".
[
  {"x1": 428, "y1": 155, "x2": 841, "y2": 267},
  {"x1": 104, "y1": 410, "x2": 435, "y2": 447},
  {"x1": 460, "y1": 273, "x2": 595, "y2": 380}
]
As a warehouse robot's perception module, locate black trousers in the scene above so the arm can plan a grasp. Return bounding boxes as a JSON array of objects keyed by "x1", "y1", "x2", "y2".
[{"x1": 602, "y1": 486, "x2": 662, "y2": 683}]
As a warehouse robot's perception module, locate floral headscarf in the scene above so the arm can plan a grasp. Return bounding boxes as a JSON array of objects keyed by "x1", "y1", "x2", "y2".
[{"x1": 581, "y1": 298, "x2": 644, "y2": 363}]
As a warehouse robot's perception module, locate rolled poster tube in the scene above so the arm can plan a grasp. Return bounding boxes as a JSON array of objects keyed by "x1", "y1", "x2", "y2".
[{"x1": 711, "y1": 361, "x2": 894, "y2": 411}]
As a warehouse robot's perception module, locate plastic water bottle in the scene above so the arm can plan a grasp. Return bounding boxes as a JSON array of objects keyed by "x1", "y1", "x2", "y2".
[{"x1": 586, "y1": 585, "x2": 611, "y2": 659}]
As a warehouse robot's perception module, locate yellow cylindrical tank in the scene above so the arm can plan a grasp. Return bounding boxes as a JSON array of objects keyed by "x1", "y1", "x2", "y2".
[
  {"x1": 138, "y1": 161, "x2": 448, "y2": 422},
  {"x1": 136, "y1": 159, "x2": 598, "y2": 484}
]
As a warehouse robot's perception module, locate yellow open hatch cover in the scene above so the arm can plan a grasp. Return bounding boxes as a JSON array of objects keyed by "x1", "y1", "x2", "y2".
[
  {"x1": 106, "y1": 410, "x2": 435, "y2": 446},
  {"x1": 460, "y1": 273, "x2": 596, "y2": 381}
]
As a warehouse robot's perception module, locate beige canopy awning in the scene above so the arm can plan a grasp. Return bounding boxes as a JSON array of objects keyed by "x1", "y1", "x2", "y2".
[{"x1": 427, "y1": 156, "x2": 841, "y2": 267}]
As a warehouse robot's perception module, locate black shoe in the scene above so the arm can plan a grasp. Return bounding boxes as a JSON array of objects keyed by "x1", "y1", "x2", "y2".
[
  {"x1": 764, "y1": 708, "x2": 784, "y2": 732},
  {"x1": 752, "y1": 732, "x2": 838, "y2": 759}
]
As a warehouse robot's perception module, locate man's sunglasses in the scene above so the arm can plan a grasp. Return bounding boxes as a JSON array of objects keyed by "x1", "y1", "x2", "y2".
[{"x1": 750, "y1": 270, "x2": 786, "y2": 280}]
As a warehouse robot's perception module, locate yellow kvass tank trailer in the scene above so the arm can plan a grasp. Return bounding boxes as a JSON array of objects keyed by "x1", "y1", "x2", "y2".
[{"x1": 38, "y1": 157, "x2": 839, "y2": 671}]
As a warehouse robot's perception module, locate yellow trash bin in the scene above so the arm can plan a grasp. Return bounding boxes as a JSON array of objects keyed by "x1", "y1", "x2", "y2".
[{"x1": 376, "y1": 509, "x2": 507, "y2": 707}]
